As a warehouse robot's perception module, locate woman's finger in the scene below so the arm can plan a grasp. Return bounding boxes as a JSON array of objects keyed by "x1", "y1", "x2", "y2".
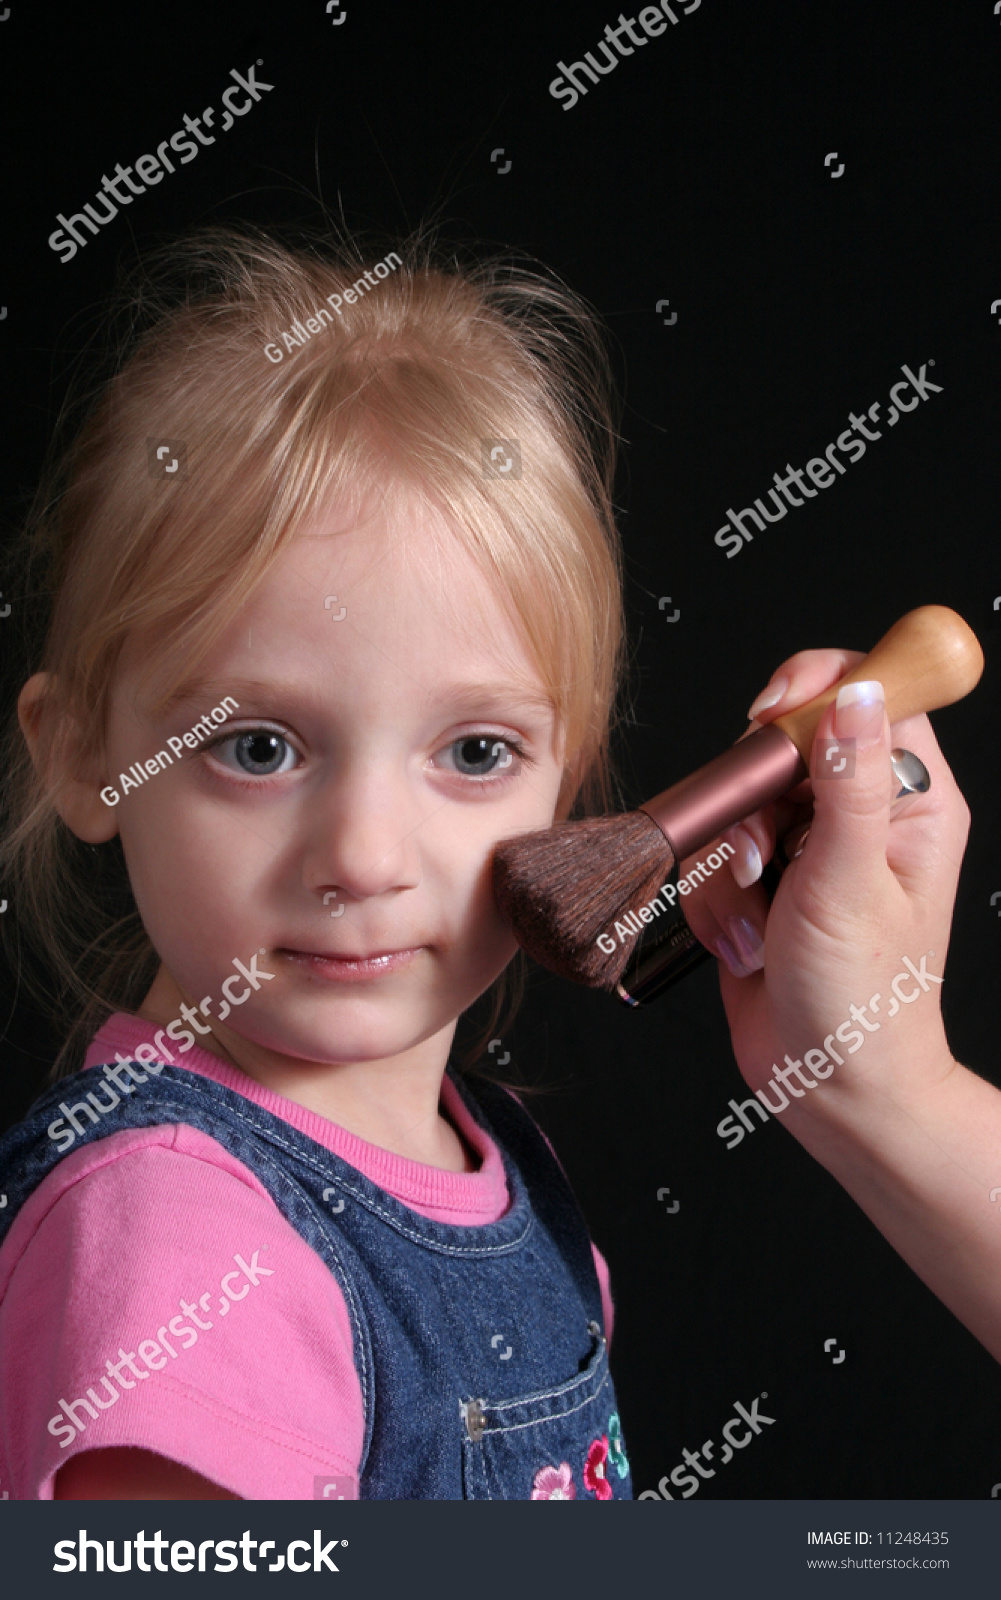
[
  {"x1": 744, "y1": 647, "x2": 868, "y2": 726},
  {"x1": 676, "y1": 801, "x2": 810, "y2": 972}
]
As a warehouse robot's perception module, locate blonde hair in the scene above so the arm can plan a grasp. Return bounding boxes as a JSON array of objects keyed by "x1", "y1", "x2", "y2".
[{"x1": 0, "y1": 223, "x2": 632, "y2": 1081}]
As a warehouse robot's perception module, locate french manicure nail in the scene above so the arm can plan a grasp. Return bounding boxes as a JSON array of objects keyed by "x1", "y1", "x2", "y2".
[
  {"x1": 712, "y1": 934, "x2": 751, "y2": 978},
  {"x1": 725, "y1": 826, "x2": 763, "y2": 889},
  {"x1": 834, "y1": 679, "x2": 885, "y2": 750},
  {"x1": 747, "y1": 676, "x2": 789, "y2": 721},
  {"x1": 726, "y1": 914, "x2": 765, "y2": 973}
]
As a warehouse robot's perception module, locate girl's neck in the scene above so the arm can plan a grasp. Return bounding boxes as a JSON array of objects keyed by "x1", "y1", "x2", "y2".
[{"x1": 136, "y1": 967, "x2": 476, "y2": 1173}]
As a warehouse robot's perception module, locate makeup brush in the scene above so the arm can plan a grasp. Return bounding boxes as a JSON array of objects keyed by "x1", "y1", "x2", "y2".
[
  {"x1": 614, "y1": 747, "x2": 932, "y2": 1008},
  {"x1": 492, "y1": 605, "x2": 983, "y2": 991}
]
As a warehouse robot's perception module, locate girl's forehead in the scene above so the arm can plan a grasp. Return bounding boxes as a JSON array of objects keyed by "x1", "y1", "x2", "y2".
[
  {"x1": 259, "y1": 504, "x2": 527, "y2": 639},
  {"x1": 118, "y1": 502, "x2": 550, "y2": 718}
]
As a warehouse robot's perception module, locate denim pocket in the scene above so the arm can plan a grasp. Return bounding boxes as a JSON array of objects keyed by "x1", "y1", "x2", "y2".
[{"x1": 460, "y1": 1322, "x2": 626, "y2": 1501}]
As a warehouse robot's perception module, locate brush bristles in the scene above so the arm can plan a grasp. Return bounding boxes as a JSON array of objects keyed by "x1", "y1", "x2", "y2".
[{"x1": 492, "y1": 810, "x2": 675, "y2": 989}]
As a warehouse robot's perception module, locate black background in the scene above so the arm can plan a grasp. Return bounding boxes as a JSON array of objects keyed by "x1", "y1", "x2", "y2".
[{"x1": 2, "y1": 0, "x2": 1000, "y2": 1503}]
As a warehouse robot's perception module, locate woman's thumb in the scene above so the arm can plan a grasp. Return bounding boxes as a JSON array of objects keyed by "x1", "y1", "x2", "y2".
[{"x1": 801, "y1": 680, "x2": 893, "y2": 907}]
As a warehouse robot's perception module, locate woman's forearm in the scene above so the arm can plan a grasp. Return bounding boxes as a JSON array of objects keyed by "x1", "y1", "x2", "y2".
[{"x1": 780, "y1": 1052, "x2": 1001, "y2": 1363}]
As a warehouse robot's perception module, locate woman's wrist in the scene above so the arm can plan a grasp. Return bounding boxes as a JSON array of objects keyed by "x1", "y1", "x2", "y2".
[
  {"x1": 771, "y1": 1053, "x2": 1001, "y2": 1364},
  {"x1": 766, "y1": 1029, "x2": 959, "y2": 1165}
]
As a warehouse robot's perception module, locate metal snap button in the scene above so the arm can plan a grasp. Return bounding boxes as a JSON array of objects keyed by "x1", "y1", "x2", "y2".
[{"x1": 463, "y1": 1398, "x2": 487, "y2": 1442}]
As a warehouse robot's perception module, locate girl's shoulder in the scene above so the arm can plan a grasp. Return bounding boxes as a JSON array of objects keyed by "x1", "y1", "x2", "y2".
[{"x1": 0, "y1": 1123, "x2": 363, "y2": 1500}]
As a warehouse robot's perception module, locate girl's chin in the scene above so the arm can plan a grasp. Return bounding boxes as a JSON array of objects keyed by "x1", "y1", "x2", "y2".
[{"x1": 221, "y1": 1014, "x2": 425, "y2": 1069}]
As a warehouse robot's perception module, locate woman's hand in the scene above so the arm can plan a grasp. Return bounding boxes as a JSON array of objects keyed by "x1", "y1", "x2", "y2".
[
  {"x1": 678, "y1": 648, "x2": 969, "y2": 1109},
  {"x1": 677, "y1": 646, "x2": 1001, "y2": 1367}
]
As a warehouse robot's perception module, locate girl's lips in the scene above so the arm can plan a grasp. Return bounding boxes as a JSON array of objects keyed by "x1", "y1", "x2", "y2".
[{"x1": 278, "y1": 947, "x2": 422, "y2": 981}]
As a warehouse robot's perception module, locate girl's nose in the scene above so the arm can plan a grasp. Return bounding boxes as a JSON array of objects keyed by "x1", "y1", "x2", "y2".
[{"x1": 304, "y1": 769, "x2": 428, "y2": 901}]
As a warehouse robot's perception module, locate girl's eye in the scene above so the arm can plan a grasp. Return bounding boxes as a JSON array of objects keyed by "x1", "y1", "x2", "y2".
[
  {"x1": 438, "y1": 735, "x2": 524, "y2": 779},
  {"x1": 209, "y1": 729, "x2": 299, "y2": 778}
]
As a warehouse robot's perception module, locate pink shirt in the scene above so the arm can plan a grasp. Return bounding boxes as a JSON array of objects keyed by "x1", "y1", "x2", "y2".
[{"x1": 0, "y1": 1014, "x2": 614, "y2": 1500}]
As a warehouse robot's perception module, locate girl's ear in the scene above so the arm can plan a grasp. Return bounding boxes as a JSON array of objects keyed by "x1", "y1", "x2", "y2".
[{"x1": 18, "y1": 672, "x2": 120, "y2": 844}]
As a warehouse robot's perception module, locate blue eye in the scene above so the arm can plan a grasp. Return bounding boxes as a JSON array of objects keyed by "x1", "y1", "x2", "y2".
[
  {"x1": 211, "y1": 729, "x2": 299, "y2": 777},
  {"x1": 446, "y1": 736, "x2": 522, "y2": 778}
]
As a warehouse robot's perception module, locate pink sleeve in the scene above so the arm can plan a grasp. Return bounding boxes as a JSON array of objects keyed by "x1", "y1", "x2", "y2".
[
  {"x1": 0, "y1": 1125, "x2": 364, "y2": 1500},
  {"x1": 590, "y1": 1242, "x2": 615, "y2": 1352},
  {"x1": 501, "y1": 1089, "x2": 615, "y2": 1349}
]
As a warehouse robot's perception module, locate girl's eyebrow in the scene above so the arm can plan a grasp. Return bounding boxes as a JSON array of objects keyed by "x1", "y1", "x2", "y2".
[
  {"x1": 158, "y1": 679, "x2": 555, "y2": 722},
  {"x1": 158, "y1": 679, "x2": 276, "y2": 718},
  {"x1": 420, "y1": 682, "x2": 556, "y2": 721}
]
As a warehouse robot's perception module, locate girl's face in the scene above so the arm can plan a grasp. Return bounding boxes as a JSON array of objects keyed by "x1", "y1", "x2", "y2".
[{"x1": 101, "y1": 491, "x2": 567, "y2": 1072}]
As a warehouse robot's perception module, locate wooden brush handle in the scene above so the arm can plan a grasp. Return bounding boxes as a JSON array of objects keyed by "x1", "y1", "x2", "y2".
[
  {"x1": 773, "y1": 605, "x2": 984, "y2": 762},
  {"x1": 642, "y1": 605, "x2": 984, "y2": 861}
]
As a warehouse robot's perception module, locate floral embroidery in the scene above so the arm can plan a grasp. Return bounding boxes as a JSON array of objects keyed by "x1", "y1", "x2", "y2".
[
  {"x1": 532, "y1": 1461, "x2": 576, "y2": 1500},
  {"x1": 583, "y1": 1434, "x2": 613, "y2": 1499},
  {"x1": 607, "y1": 1411, "x2": 630, "y2": 1478}
]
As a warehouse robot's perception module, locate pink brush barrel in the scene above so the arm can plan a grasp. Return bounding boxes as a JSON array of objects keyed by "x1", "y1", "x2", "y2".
[{"x1": 639, "y1": 723, "x2": 806, "y2": 860}]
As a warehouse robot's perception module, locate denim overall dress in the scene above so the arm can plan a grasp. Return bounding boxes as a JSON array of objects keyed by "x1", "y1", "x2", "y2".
[{"x1": 0, "y1": 1057, "x2": 633, "y2": 1501}]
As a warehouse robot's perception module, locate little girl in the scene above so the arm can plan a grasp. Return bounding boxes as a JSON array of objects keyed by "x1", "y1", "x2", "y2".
[{"x1": 0, "y1": 226, "x2": 998, "y2": 1502}]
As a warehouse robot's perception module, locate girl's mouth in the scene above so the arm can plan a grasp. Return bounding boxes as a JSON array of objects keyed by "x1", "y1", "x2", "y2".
[{"x1": 276, "y1": 947, "x2": 423, "y2": 981}]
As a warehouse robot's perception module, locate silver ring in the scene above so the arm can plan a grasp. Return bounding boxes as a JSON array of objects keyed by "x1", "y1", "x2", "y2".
[
  {"x1": 890, "y1": 747, "x2": 931, "y2": 801},
  {"x1": 787, "y1": 748, "x2": 930, "y2": 858}
]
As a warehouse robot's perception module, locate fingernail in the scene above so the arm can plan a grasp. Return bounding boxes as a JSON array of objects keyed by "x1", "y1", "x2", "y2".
[
  {"x1": 785, "y1": 823, "x2": 811, "y2": 860},
  {"x1": 724, "y1": 826, "x2": 763, "y2": 889},
  {"x1": 834, "y1": 679, "x2": 885, "y2": 750},
  {"x1": 726, "y1": 914, "x2": 765, "y2": 973},
  {"x1": 712, "y1": 934, "x2": 751, "y2": 978},
  {"x1": 747, "y1": 676, "x2": 789, "y2": 721}
]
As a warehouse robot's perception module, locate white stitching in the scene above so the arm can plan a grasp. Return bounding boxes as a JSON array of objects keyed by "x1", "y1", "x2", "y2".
[
  {"x1": 170, "y1": 1072, "x2": 534, "y2": 1256},
  {"x1": 485, "y1": 1352, "x2": 606, "y2": 1414},
  {"x1": 477, "y1": 1368, "x2": 612, "y2": 1438}
]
